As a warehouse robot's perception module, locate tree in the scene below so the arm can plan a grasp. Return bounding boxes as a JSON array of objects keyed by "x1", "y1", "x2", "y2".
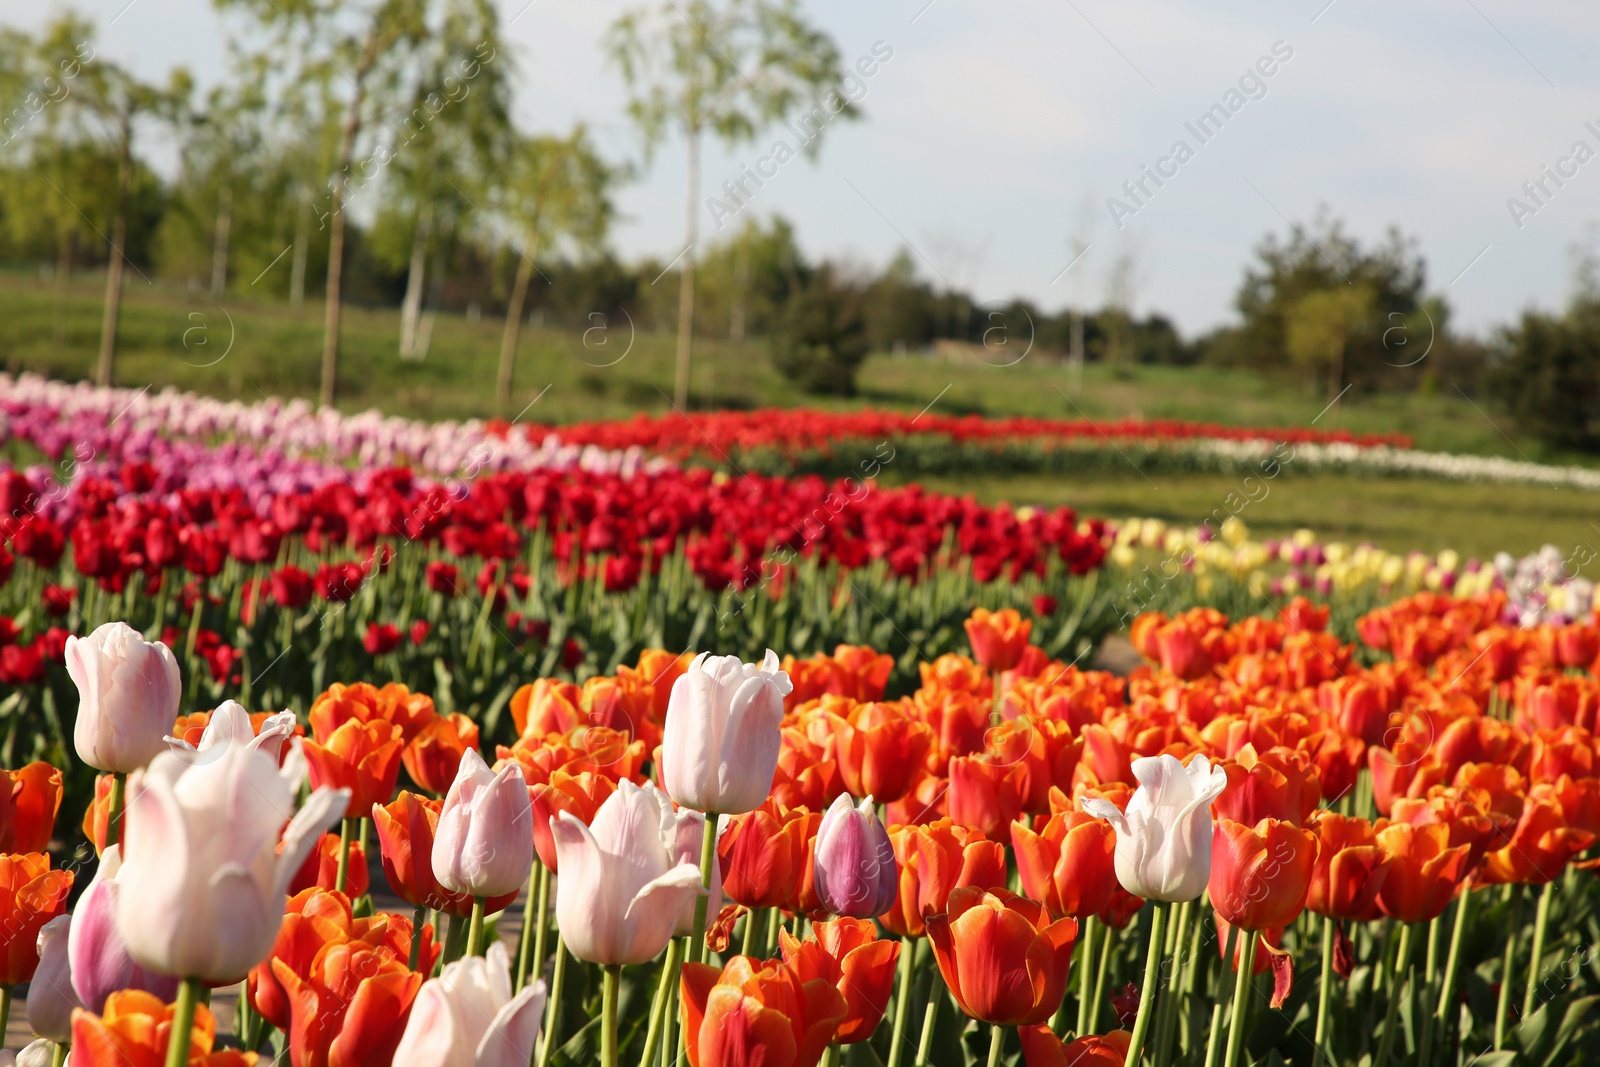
[
  {"x1": 29, "y1": 15, "x2": 189, "y2": 386},
  {"x1": 606, "y1": 0, "x2": 857, "y2": 408},
  {"x1": 1225, "y1": 210, "x2": 1425, "y2": 392},
  {"x1": 216, "y1": 0, "x2": 439, "y2": 406},
  {"x1": 490, "y1": 127, "x2": 615, "y2": 409},
  {"x1": 771, "y1": 263, "x2": 869, "y2": 395},
  {"x1": 1491, "y1": 252, "x2": 1600, "y2": 450},
  {"x1": 1285, "y1": 284, "x2": 1376, "y2": 401}
]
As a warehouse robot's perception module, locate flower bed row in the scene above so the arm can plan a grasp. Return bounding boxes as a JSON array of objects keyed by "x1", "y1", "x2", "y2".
[{"x1": 0, "y1": 593, "x2": 1597, "y2": 1065}]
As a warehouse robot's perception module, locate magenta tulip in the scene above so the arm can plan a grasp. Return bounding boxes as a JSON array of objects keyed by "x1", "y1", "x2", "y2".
[{"x1": 813, "y1": 792, "x2": 897, "y2": 918}]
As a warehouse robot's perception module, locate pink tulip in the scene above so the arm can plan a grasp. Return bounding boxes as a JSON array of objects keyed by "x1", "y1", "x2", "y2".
[
  {"x1": 661, "y1": 650, "x2": 791, "y2": 814},
  {"x1": 66, "y1": 622, "x2": 182, "y2": 773},
  {"x1": 641, "y1": 781, "x2": 723, "y2": 936},
  {"x1": 391, "y1": 942, "x2": 545, "y2": 1067},
  {"x1": 115, "y1": 743, "x2": 348, "y2": 980},
  {"x1": 813, "y1": 793, "x2": 897, "y2": 919},
  {"x1": 67, "y1": 843, "x2": 180, "y2": 1012},
  {"x1": 27, "y1": 915, "x2": 78, "y2": 1043},
  {"x1": 433, "y1": 748, "x2": 534, "y2": 899},
  {"x1": 550, "y1": 779, "x2": 705, "y2": 965}
]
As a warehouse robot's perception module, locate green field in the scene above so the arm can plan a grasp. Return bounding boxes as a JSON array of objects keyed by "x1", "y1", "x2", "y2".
[{"x1": 2, "y1": 270, "x2": 1596, "y2": 560}]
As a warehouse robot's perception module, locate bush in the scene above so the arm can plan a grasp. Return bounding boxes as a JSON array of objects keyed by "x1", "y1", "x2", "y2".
[
  {"x1": 1490, "y1": 297, "x2": 1600, "y2": 450},
  {"x1": 770, "y1": 265, "x2": 870, "y2": 395}
]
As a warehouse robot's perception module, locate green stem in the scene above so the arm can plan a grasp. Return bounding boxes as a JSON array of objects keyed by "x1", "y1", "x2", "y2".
[
  {"x1": 409, "y1": 905, "x2": 424, "y2": 972},
  {"x1": 465, "y1": 896, "x2": 486, "y2": 959},
  {"x1": 51, "y1": 1042, "x2": 67, "y2": 1067},
  {"x1": 1314, "y1": 916, "x2": 1334, "y2": 1052},
  {"x1": 1075, "y1": 915, "x2": 1099, "y2": 1038},
  {"x1": 518, "y1": 866, "x2": 548, "y2": 991},
  {"x1": 915, "y1": 971, "x2": 945, "y2": 1066},
  {"x1": 1432, "y1": 884, "x2": 1473, "y2": 1044},
  {"x1": 887, "y1": 936, "x2": 915, "y2": 1067},
  {"x1": 1221, "y1": 930, "x2": 1258, "y2": 1067},
  {"x1": 164, "y1": 978, "x2": 200, "y2": 1067},
  {"x1": 537, "y1": 934, "x2": 568, "y2": 1067},
  {"x1": 0, "y1": 986, "x2": 9, "y2": 1051},
  {"x1": 1123, "y1": 901, "x2": 1168, "y2": 1067},
  {"x1": 1374, "y1": 923, "x2": 1415, "y2": 1067},
  {"x1": 986, "y1": 1024, "x2": 1005, "y2": 1067},
  {"x1": 740, "y1": 907, "x2": 758, "y2": 958},
  {"x1": 1201, "y1": 1000, "x2": 1227, "y2": 1067},
  {"x1": 823, "y1": 1044, "x2": 842, "y2": 1067},
  {"x1": 1522, "y1": 880, "x2": 1554, "y2": 1020},
  {"x1": 688, "y1": 813, "x2": 719, "y2": 965},
  {"x1": 439, "y1": 910, "x2": 468, "y2": 971},
  {"x1": 1494, "y1": 886, "x2": 1524, "y2": 1049},
  {"x1": 602, "y1": 964, "x2": 621, "y2": 1067},
  {"x1": 1090, "y1": 921, "x2": 1116, "y2": 1036},
  {"x1": 1153, "y1": 901, "x2": 1191, "y2": 1066},
  {"x1": 639, "y1": 938, "x2": 682, "y2": 1067},
  {"x1": 664, "y1": 936, "x2": 687, "y2": 1067},
  {"x1": 106, "y1": 772, "x2": 127, "y2": 851},
  {"x1": 764, "y1": 907, "x2": 780, "y2": 957},
  {"x1": 334, "y1": 816, "x2": 354, "y2": 895}
]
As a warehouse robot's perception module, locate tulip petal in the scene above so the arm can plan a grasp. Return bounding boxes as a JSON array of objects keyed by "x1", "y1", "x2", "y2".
[
  {"x1": 477, "y1": 979, "x2": 546, "y2": 1067},
  {"x1": 274, "y1": 786, "x2": 354, "y2": 901}
]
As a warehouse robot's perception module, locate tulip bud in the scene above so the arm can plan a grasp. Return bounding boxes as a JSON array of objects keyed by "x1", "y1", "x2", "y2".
[
  {"x1": 27, "y1": 915, "x2": 78, "y2": 1043},
  {"x1": 433, "y1": 748, "x2": 535, "y2": 899},
  {"x1": 66, "y1": 622, "x2": 182, "y2": 774},
  {"x1": 661, "y1": 650, "x2": 792, "y2": 815},
  {"x1": 813, "y1": 793, "x2": 897, "y2": 919},
  {"x1": 116, "y1": 744, "x2": 348, "y2": 981},
  {"x1": 1081, "y1": 752, "x2": 1227, "y2": 903}
]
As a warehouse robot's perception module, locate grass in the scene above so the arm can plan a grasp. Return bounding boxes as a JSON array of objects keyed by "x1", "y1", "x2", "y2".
[{"x1": 2, "y1": 268, "x2": 1597, "y2": 560}]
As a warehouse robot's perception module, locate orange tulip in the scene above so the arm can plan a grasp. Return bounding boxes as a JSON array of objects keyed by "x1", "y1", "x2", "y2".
[
  {"x1": 946, "y1": 754, "x2": 1027, "y2": 842},
  {"x1": 508, "y1": 678, "x2": 584, "y2": 738},
  {"x1": 836, "y1": 702, "x2": 933, "y2": 804},
  {"x1": 914, "y1": 690, "x2": 992, "y2": 770},
  {"x1": 529, "y1": 769, "x2": 617, "y2": 873},
  {"x1": 371, "y1": 792, "x2": 517, "y2": 916},
  {"x1": 272, "y1": 937, "x2": 422, "y2": 1067},
  {"x1": 400, "y1": 712, "x2": 479, "y2": 795},
  {"x1": 83, "y1": 772, "x2": 117, "y2": 854},
  {"x1": 287, "y1": 833, "x2": 368, "y2": 899},
  {"x1": 302, "y1": 718, "x2": 406, "y2": 818},
  {"x1": 881, "y1": 819, "x2": 1008, "y2": 939},
  {"x1": 718, "y1": 801, "x2": 816, "y2": 911},
  {"x1": 1011, "y1": 809, "x2": 1119, "y2": 921},
  {"x1": 1019, "y1": 1027, "x2": 1133, "y2": 1067},
  {"x1": 1304, "y1": 812, "x2": 1390, "y2": 922},
  {"x1": 918, "y1": 654, "x2": 993, "y2": 701},
  {"x1": 1479, "y1": 795, "x2": 1596, "y2": 885},
  {"x1": 1214, "y1": 744, "x2": 1321, "y2": 827},
  {"x1": 0, "y1": 760, "x2": 62, "y2": 853},
  {"x1": 496, "y1": 725, "x2": 648, "y2": 787},
  {"x1": 72, "y1": 989, "x2": 257, "y2": 1067},
  {"x1": 1209, "y1": 818, "x2": 1319, "y2": 931},
  {"x1": 1527, "y1": 726, "x2": 1600, "y2": 783},
  {"x1": 965, "y1": 607, "x2": 1033, "y2": 671},
  {"x1": 828, "y1": 645, "x2": 894, "y2": 701},
  {"x1": 0, "y1": 852, "x2": 72, "y2": 984},
  {"x1": 680, "y1": 955, "x2": 848, "y2": 1067},
  {"x1": 1373, "y1": 822, "x2": 1472, "y2": 923},
  {"x1": 309, "y1": 681, "x2": 437, "y2": 746},
  {"x1": 771, "y1": 720, "x2": 848, "y2": 811},
  {"x1": 778, "y1": 918, "x2": 900, "y2": 1044},
  {"x1": 582, "y1": 672, "x2": 660, "y2": 749},
  {"x1": 247, "y1": 888, "x2": 434, "y2": 1035},
  {"x1": 1319, "y1": 676, "x2": 1393, "y2": 746},
  {"x1": 927, "y1": 887, "x2": 1077, "y2": 1025},
  {"x1": 622, "y1": 648, "x2": 695, "y2": 718}
]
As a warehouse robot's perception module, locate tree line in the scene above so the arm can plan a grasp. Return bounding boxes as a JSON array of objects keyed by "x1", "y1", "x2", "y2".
[{"x1": 0, "y1": 5, "x2": 1595, "y2": 450}]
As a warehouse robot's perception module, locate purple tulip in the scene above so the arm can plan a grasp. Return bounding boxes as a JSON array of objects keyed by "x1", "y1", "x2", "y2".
[{"x1": 812, "y1": 793, "x2": 897, "y2": 919}]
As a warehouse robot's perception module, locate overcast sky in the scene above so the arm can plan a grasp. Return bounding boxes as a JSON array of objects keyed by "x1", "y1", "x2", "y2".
[{"x1": 7, "y1": 0, "x2": 1600, "y2": 337}]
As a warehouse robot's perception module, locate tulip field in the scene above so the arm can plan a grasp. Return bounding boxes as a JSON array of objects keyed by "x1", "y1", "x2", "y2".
[{"x1": 2, "y1": 378, "x2": 1600, "y2": 1067}]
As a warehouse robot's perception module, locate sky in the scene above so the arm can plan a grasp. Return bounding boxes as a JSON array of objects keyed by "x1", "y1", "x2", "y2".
[{"x1": 6, "y1": 0, "x2": 1600, "y2": 338}]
